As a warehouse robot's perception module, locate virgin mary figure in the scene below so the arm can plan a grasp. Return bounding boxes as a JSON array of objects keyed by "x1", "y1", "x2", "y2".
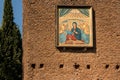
[{"x1": 71, "y1": 22, "x2": 81, "y2": 40}]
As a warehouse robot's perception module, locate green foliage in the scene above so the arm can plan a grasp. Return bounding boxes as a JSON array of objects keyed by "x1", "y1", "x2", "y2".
[{"x1": 0, "y1": 0, "x2": 22, "y2": 80}]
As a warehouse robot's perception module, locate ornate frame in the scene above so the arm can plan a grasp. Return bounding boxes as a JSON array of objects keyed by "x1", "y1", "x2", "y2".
[{"x1": 56, "y1": 6, "x2": 93, "y2": 47}]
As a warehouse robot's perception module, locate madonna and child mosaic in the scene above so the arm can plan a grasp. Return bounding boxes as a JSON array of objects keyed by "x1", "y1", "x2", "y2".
[{"x1": 57, "y1": 6, "x2": 93, "y2": 47}]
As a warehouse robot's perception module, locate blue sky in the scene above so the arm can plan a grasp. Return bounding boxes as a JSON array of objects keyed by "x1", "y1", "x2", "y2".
[{"x1": 0, "y1": 0, "x2": 22, "y2": 34}]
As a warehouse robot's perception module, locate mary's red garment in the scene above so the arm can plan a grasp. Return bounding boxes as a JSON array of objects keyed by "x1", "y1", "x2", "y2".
[{"x1": 66, "y1": 34, "x2": 76, "y2": 41}]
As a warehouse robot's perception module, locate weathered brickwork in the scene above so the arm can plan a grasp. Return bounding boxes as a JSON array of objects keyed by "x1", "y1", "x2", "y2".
[{"x1": 23, "y1": 0, "x2": 120, "y2": 80}]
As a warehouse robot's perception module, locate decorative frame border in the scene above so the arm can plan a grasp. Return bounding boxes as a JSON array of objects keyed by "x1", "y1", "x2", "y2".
[{"x1": 56, "y1": 6, "x2": 93, "y2": 47}]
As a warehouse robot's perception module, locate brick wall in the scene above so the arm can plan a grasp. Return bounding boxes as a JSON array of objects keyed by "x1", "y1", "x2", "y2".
[{"x1": 23, "y1": 0, "x2": 120, "y2": 80}]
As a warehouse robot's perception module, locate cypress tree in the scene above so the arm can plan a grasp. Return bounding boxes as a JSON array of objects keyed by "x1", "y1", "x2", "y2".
[
  {"x1": 0, "y1": 29, "x2": 5, "y2": 80},
  {"x1": 0, "y1": 0, "x2": 22, "y2": 80},
  {"x1": 0, "y1": 29, "x2": 2, "y2": 48},
  {"x1": 0, "y1": 28, "x2": 3, "y2": 62}
]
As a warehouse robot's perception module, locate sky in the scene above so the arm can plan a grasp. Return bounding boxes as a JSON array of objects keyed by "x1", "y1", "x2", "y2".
[{"x1": 0, "y1": 0, "x2": 22, "y2": 34}]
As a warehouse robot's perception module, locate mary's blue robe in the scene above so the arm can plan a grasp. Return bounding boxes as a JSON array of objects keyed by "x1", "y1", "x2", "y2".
[{"x1": 71, "y1": 27, "x2": 81, "y2": 40}]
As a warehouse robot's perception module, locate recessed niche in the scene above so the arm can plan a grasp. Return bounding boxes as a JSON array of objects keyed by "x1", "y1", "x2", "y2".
[
  {"x1": 40, "y1": 64, "x2": 44, "y2": 68},
  {"x1": 116, "y1": 65, "x2": 119, "y2": 70},
  {"x1": 31, "y1": 64, "x2": 36, "y2": 69},
  {"x1": 59, "y1": 64, "x2": 64, "y2": 68},
  {"x1": 71, "y1": 0, "x2": 77, "y2": 1},
  {"x1": 74, "y1": 63, "x2": 80, "y2": 69},
  {"x1": 86, "y1": 64, "x2": 90, "y2": 69},
  {"x1": 105, "y1": 64, "x2": 109, "y2": 69},
  {"x1": 97, "y1": 78, "x2": 103, "y2": 80}
]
